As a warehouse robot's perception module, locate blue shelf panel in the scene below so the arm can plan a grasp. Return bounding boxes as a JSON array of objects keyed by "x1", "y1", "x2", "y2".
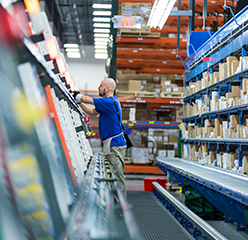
[
  {"x1": 186, "y1": 5, "x2": 248, "y2": 68},
  {"x1": 184, "y1": 68, "x2": 248, "y2": 101},
  {"x1": 182, "y1": 103, "x2": 248, "y2": 122},
  {"x1": 186, "y1": 32, "x2": 248, "y2": 81},
  {"x1": 122, "y1": 121, "x2": 180, "y2": 129},
  {"x1": 181, "y1": 138, "x2": 248, "y2": 146}
]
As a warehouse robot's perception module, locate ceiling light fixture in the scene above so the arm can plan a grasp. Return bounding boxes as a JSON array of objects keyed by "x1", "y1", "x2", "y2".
[
  {"x1": 93, "y1": 11, "x2": 111, "y2": 16},
  {"x1": 93, "y1": 23, "x2": 111, "y2": 28},
  {"x1": 147, "y1": 0, "x2": 176, "y2": 29},
  {"x1": 95, "y1": 53, "x2": 108, "y2": 59},
  {"x1": 93, "y1": 28, "x2": 110, "y2": 33},
  {"x1": 93, "y1": 17, "x2": 111, "y2": 22},
  {"x1": 64, "y1": 43, "x2": 79, "y2": 48},
  {"x1": 94, "y1": 45, "x2": 108, "y2": 49},
  {"x1": 92, "y1": 4, "x2": 112, "y2": 9},
  {"x1": 67, "y1": 52, "x2": 81, "y2": 58},
  {"x1": 65, "y1": 48, "x2": 80, "y2": 52},
  {"x1": 95, "y1": 49, "x2": 108, "y2": 53},
  {"x1": 94, "y1": 33, "x2": 110, "y2": 38},
  {"x1": 94, "y1": 38, "x2": 109, "y2": 42}
]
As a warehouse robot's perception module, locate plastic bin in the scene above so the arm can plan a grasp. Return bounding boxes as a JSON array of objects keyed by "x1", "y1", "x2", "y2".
[{"x1": 144, "y1": 178, "x2": 168, "y2": 192}]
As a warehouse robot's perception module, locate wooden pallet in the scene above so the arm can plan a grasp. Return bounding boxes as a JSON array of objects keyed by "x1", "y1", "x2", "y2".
[
  {"x1": 120, "y1": 32, "x2": 161, "y2": 38},
  {"x1": 116, "y1": 91, "x2": 136, "y2": 97},
  {"x1": 116, "y1": 91, "x2": 156, "y2": 98},
  {"x1": 136, "y1": 92, "x2": 156, "y2": 98},
  {"x1": 160, "y1": 92, "x2": 184, "y2": 98}
]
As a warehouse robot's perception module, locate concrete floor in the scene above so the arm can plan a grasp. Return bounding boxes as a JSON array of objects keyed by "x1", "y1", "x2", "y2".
[{"x1": 125, "y1": 173, "x2": 248, "y2": 240}]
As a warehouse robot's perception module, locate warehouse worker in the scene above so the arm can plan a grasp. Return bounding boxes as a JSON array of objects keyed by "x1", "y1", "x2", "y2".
[{"x1": 74, "y1": 78, "x2": 127, "y2": 197}]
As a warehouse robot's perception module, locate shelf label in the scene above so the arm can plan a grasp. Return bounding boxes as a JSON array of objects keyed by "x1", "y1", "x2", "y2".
[
  {"x1": 129, "y1": 124, "x2": 134, "y2": 127},
  {"x1": 122, "y1": 120, "x2": 127, "y2": 123},
  {"x1": 131, "y1": 121, "x2": 136, "y2": 123},
  {"x1": 149, "y1": 121, "x2": 154, "y2": 124},
  {"x1": 164, "y1": 122, "x2": 170, "y2": 124}
]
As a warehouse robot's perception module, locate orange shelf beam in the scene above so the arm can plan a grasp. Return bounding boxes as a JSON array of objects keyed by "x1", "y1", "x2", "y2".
[
  {"x1": 117, "y1": 48, "x2": 187, "y2": 60},
  {"x1": 117, "y1": 96, "x2": 183, "y2": 106},
  {"x1": 124, "y1": 165, "x2": 164, "y2": 174},
  {"x1": 117, "y1": 59, "x2": 185, "y2": 69},
  {"x1": 116, "y1": 37, "x2": 187, "y2": 49}
]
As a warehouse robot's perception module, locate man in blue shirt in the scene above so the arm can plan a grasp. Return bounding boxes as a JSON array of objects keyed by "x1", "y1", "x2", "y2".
[{"x1": 74, "y1": 78, "x2": 127, "y2": 197}]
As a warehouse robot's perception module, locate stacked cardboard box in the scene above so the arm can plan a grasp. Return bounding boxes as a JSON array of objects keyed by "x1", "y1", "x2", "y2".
[
  {"x1": 183, "y1": 116, "x2": 248, "y2": 140},
  {"x1": 147, "y1": 129, "x2": 178, "y2": 162},
  {"x1": 185, "y1": 57, "x2": 242, "y2": 97},
  {"x1": 183, "y1": 83, "x2": 245, "y2": 117},
  {"x1": 116, "y1": 73, "x2": 184, "y2": 94}
]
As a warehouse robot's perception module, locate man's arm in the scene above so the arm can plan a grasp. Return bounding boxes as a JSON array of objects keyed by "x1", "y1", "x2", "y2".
[{"x1": 76, "y1": 94, "x2": 99, "y2": 116}]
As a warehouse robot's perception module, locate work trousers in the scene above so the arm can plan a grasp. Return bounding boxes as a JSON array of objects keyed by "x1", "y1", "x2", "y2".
[{"x1": 105, "y1": 145, "x2": 127, "y2": 197}]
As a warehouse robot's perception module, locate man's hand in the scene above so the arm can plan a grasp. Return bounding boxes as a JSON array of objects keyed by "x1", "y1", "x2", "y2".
[{"x1": 72, "y1": 90, "x2": 83, "y2": 103}]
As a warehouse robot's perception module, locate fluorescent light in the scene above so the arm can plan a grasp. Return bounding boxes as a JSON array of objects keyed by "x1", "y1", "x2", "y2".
[
  {"x1": 94, "y1": 33, "x2": 110, "y2": 38},
  {"x1": 67, "y1": 52, "x2": 81, "y2": 58},
  {"x1": 93, "y1": 28, "x2": 110, "y2": 33},
  {"x1": 95, "y1": 53, "x2": 108, "y2": 59},
  {"x1": 93, "y1": 17, "x2": 111, "y2": 22},
  {"x1": 147, "y1": 0, "x2": 176, "y2": 29},
  {"x1": 94, "y1": 38, "x2": 109, "y2": 42},
  {"x1": 93, "y1": 23, "x2": 111, "y2": 28},
  {"x1": 94, "y1": 45, "x2": 107, "y2": 49},
  {"x1": 93, "y1": 11, "x2": 111, "y2": 16},
  {"x1": 95, "y1": 49, "x2": 108, "y2": 53},
  {"x1": 92, "y1": 4, "x2": 112, "y2": 9},
  {"x1": 94, "y1": 41, "x2": 108, "y2": 45},
  {"x1": 65, "y1": 48, "x2": 80, "y2": 52},
  {"x1": 64, "y1": 43, "x2": 79, "y2": 48}
]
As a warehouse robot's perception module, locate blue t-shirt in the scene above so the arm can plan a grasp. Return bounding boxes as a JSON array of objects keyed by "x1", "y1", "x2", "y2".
[{"x1": 93, "y1": 96, "x2": 126, "y2": 147}]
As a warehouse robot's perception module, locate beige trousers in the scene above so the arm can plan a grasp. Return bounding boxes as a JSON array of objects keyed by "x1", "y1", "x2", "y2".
[{"x1": 105, "y1": 146, "x2": 127, "y2": 197}]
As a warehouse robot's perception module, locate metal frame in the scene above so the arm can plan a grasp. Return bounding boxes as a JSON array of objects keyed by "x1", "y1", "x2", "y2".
[
  {"x1": 152, "y1": 182, "x2": 228, "y2": 239},
  {"x1": 186, "y1": 5, "x2": 248, "y2": 70}
]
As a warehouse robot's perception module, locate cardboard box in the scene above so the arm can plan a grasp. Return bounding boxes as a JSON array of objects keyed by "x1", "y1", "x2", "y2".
[
  {"x1": 129, "y1": 80, "x2": 141, "y2": 92},
  {"x1": 143, "y1": 84, "x2": 154, "y2": 92},
  {"x1": 243, "y1": 156, "x2": 248, "y2": 174},
  {"x1": 226, "y1": 56, "x2": 238, "y2": 77},
  {"x1": 229, "y1": 115, "x2": 239, "y2": 128},
  {"x1": 116, "y1": 83, "x2": 128, "y2": 91},
  {"x1": 213, "y1": 72, "x2": 219, "y2": 83},
  {"x1": 168, "y1": 135, "x2": 178, "y2": 143},
  {"x1": 176, "y1": 108, "x2": 183, "y2": 122},
  {"x1": 131, "y1": 147, "x2": 149, "y2": 162},
  {"x1": 231, "y1": 85, "x2": 240, "y2": 98},
  {"x1": 161, "y1": 80, "x2": 171, "y2": 86},
  {"x1": 173, "y1": 87, "x2": 183, "y2": 92},
  {"x1": 231, "y1": 60, "x2": 239, "y2": 75},
  {"x1": 219, "y1": 62, "x2": 227, "y2": 81},
  {"x1": 136, "y1": 110, "x2": 147, "y2": 120}
]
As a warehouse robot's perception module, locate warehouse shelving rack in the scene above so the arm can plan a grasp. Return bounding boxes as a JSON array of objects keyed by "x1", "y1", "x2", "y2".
[
  {"x1": 156, "y1": 4, "x2": 248, "y2": 233},
  {"x1": 183, "y1": 5, "x2": 248, "y2": 170}
]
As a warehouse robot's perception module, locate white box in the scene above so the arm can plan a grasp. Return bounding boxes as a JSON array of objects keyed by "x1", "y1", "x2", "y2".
[
  {"x1": 131, "y1": 147, "x2": 149, "y2": 162},
  {"x1": 167, "y1": 150, "x2": 175, "y2": 158}
]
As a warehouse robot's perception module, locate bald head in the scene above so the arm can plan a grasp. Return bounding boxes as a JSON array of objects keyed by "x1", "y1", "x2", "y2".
[
  {"x1": 98, "y1": 78, "x2": 116, "y2": 97},
  {"x1": 102, "y1": 78, "x2": 116, "y2": 91}
]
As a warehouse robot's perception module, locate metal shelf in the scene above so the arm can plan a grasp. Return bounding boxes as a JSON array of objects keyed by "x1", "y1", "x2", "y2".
[
  {"x1": 156, "y1": 157, "x2": 248, "y2": 230},
  {"x1": 182, "y1": 103, "x2": 248, "y2": 122},
  {"x1": 181, "y1": 137, "x2": 248, "y2": 146},
  {"x1": 184, "y1": 68, "x2": 248, "y2": 102}
]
